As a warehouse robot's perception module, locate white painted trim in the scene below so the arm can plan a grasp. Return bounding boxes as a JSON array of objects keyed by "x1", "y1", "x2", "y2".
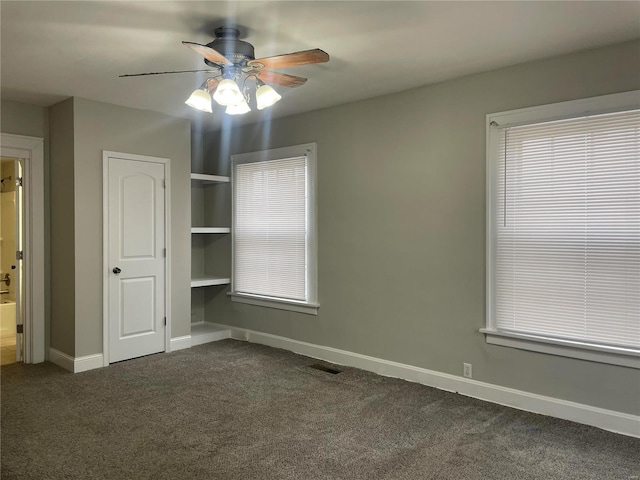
[
  {"x1": 191, "y1": 227, "x2": 230, "y2": 234},
  {"x1": 49, "y1": 348, "x2": 74, "y2": 372},
  {"x1": 190, "y1": 173, "x2": 229, "y2": 183},
  {"x1": 164, "y1": 158, "x2": 172, "y2": 354},
  {"x1": 102, "y1": 151, "x2": 171, "y2": 364},
  {"x1": 191, "y1": 329, "x2": 231, "y2": 346},
  {"x1": 230, "y1": 143, "x2": 319, "y2": 309},
  {"x1": 481, "y1": 329, "x2": 640, "y2": 369},
  {"x1": 0, "y1": 133, "x2": 45, "y2": 364},
  {"x1": 191, "y1": 276, "x2": 230, "y2": 287},
  {"x1": 170, "y1": 335, "x2": 192, "y2": 351},
  {"x1": 228, "y1": 292, "x2": 319, "y2": 315},
  {"x1": 74, "y1": 353, "x2": 104, "y2": 373},
  {"x1": 49, "y1": 348, "x2": 104, "y2": 373},
  {"x1": 485, "y1": 91, "x2": 640, "y2": 365},
  {"x1": 485, "y1": 117, "x2": 499, "y2": 334},
  {"x1": 102, "y1": 156, "x2": 108, "y2": 366},
  {"x1": 210, "y1": 324, "x2": 640, "y2": 438},
  {"x1": 487, "y1": 90, "x2": 640, "y2": 128}
]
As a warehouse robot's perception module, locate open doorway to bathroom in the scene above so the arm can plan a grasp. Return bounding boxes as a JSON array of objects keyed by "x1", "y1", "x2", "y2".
[
  {"x1": 0, "y1": 134, "x2": 44, "y2": 364},
  {"x1": 1, "y1": 157, "x2": 23, "y2": 365}
]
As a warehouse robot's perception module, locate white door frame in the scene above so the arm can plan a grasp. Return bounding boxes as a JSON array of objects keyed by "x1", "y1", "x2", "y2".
[
  {"x1": 102, "y1": 151, "x2": 171, "y2": 366},
  {"x1": 0, "y1": 133, "x2": 45, "y2": 364}
]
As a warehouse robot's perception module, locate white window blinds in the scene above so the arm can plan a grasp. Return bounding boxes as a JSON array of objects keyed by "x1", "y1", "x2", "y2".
[
  {"x1": 234, "y1": 156, "x2": 308, "y2": 301},
  {"x1": 495, "y1": 109, "x2": 640, "y2": 350}
]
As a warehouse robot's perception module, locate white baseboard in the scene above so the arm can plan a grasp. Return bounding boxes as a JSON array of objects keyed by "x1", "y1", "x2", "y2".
[
  {"x1": 50, "y1": 332, "x2": 210, "y2": 373},
  {"x1": 191, "y1": 325, "x2": 231, "y2": 346},
  {"x1": 49, "y1": 348, "x2": 104, "y2": 373},
  {"x1": 75, "y1": 353, "x2": 104, "y2": 373},
  {"x1": 49, "y1": 348, "x2": 74, "y2": 372},
  {"x1": 209, "y1": 324, "x2": 640, "y2": 438},
  {"x1": 170, "y1": 335, "x2": 192, "y2": 351}
]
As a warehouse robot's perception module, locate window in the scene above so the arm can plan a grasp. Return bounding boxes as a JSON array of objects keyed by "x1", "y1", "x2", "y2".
[
  {"x1": 229, "y1": 143, "x2": 318, "y2": 315},
  {"x1": 484, "y1": 91, "x2": 640, "y2": 368}
]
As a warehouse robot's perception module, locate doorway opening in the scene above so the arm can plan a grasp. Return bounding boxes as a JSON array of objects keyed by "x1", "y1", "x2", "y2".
[
  {"x1": 0, "y1": 157, "x2": 23, "y2": 365},
  {"x1": 0, "y1": 133, "x2": 45, "y2": 364}
]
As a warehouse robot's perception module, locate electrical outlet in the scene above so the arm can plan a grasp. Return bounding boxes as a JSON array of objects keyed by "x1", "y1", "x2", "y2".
[{"x1": 463, "y1": 363, "x2": 472, "y2": 379}]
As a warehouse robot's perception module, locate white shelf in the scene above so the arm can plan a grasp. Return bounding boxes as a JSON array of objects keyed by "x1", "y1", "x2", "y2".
[
  {"x1": 191, "y1": 227, "x2": 230, "y2": 234},
  {"x1": 190, "y1": 173, "x2": 230, "y2": 184},
  {"x1": 190, "y1": 322, "x2": 231, "y2": 346},
  {"x1": 191, "y1": 276, "x2": 230, "y2": 288}
]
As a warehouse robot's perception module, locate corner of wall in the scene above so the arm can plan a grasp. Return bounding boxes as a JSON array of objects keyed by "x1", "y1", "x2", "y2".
[{"x1": 48, "y1": 98, "x2": 76, "y2": 357}]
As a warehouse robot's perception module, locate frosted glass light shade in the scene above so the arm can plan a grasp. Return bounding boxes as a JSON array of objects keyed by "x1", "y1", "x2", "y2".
[
  {"x1": 185, "y1": 89, "x2": 213, "y2": 113},
  {"x1": 226, "y1": 99, "x2": 251, "y2": 115},
  {"x1": 213, "y1": 79, "x2": 243, "y2": 106},
  {"x1": 256, "y1": 84, "x2": 282, "y2": 110}
]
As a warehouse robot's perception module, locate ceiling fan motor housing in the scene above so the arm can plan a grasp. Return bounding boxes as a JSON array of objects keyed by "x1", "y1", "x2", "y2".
[{"x1": 205, "y1": 27, "x2": 255, "y2": 66}]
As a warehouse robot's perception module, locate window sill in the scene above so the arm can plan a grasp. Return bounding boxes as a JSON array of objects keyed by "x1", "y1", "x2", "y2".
[
  {"x1": 480, "y1": 329, "x2": 640, "y2": 369},
  {"x1": 228, "y1": 292, "x2": 319, "y2": 316}
]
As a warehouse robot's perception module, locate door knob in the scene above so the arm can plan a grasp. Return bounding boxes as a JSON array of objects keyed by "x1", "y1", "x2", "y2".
[{"x1": 112, "y1": 267, "x2": 121, "y2": 274}]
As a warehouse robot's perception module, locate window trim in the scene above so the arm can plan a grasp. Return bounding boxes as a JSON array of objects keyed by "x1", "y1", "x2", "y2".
[
  {"x1": 480, "y1": 329, "x2": 640, "y2": 369},
  {"x1": 229, "y1": 143, "x2": 319, "y2": 315},
  {"x1": 484, "y1": 91, "x2": 640, "y2": 368}
]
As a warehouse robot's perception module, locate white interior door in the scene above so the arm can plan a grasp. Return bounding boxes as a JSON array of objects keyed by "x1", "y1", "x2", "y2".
[{"x1": 107, "y1": 154, "x2": 166, "y2": 363}]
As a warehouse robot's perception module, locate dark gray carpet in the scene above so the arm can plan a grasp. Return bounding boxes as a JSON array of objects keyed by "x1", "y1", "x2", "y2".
[{"x1": 1, "y1": 339, "x2": 638, "y2": 480}]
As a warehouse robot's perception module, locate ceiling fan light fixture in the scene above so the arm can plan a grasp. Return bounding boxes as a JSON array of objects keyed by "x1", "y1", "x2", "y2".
[
  {"x1": 124, "y1": 29, "x2": 329, "y2": 117},
  {"x1": 185, "y1": 88, "x2": 213, "y2": 113},
  {"x1": 256, "y1": 83, "x2": 282, "y2": 110},
  {"x1": 213, "y1": 78, "x2": 244, "y2": 106},
  {"x1": 225, "y1": 98, "x2": 251, "y2": 115}
]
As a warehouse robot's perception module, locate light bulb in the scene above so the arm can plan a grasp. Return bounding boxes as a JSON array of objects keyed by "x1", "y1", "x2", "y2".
[
  {"x1": 213, "y1": 79, "x2": 244, "y2": 106},
  {"x1": 185, "y1": 89, "x2": 213, "y2": 113},
  {"x1": 256, "y1": 84, "x2": 282, "y2": 110},
  {"x1": 225, "y1": 99, "x2": 251, "y2": 115}
]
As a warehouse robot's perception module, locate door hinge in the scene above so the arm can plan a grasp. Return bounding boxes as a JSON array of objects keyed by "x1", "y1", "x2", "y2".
[
  {"x1": 16, "y1": 324, "x2": 23, "y2": 334},
  {"x1": 163, "y1": 248, "x2": 166, "y2": 257},
  {"x1": 162, "y1": 179, "x2": 166, "y2": 188},
  {"x1": 16, "y1": 177, "x2": 23, "y2": 187},
  {"x1": 16, "y1": 250, "x2": 23, "y2": 261},
  {"x1": 164, "y1": 317, "x2": 167, "y2": 326}
]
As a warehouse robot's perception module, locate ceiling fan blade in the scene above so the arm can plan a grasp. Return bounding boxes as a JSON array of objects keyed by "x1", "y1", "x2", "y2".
[
  {"x1": 248, "y1": 49, "x2": 329, "y2": 70},
  {"x1": 182, "y1": 41, "x2": 233, "y2": 66},
  {"x1": 252, "y1": 70, "x2": 308, "y2": 88},
  {"x1": 119, "y1": 69, "x2": 219, "y2": 77}
]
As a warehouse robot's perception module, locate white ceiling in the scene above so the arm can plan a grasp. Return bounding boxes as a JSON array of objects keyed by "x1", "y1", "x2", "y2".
[{"x1": 1, "y1": 1, "x2": 639, "y2": 130}]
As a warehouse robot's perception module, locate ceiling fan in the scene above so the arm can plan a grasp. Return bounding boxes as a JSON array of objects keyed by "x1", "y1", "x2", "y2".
[{"x1": 121, "y1": 27, "x2": 329, "y2": 115}]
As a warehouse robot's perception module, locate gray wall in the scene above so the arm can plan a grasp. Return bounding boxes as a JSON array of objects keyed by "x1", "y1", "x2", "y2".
[
  {"x1": 47, "y1": 97, "x2": 192, "y2": 357},
  {"x1": 5, "y1": 97, "x2": 192, "y2": 358},
  {"x1": 71, "y1": 98, "x2": 192, "y2": 356},
  {"x1": 49, "y1": 99, "x2": 76, "y2": 355},
  {"x1": 202, "y1": 40, "x2": 640, "y2": 415},
  {"x1": 1, "y1": 100, "x2": 52, "y2": 357},
  {"x1": 1, "y1": 100, "x2": 48, "y2": 138}
]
